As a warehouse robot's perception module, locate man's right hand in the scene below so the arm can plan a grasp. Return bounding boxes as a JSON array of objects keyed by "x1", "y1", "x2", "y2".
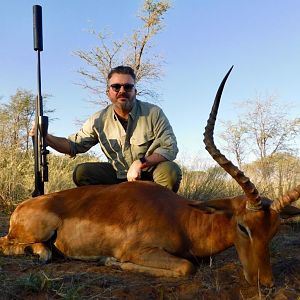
[{"x1": 127, "y1": 159, "x2": 144, "y2": 181}]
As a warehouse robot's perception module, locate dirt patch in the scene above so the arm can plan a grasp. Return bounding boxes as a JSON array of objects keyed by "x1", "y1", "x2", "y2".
[{"x1": 0, "y1": 213, "x2": 299, "y2": 299}]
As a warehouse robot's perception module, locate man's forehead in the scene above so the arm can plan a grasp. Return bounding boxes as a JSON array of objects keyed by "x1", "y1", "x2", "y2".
[{"x1": 109, "y1": 73, "x2": 135, "y2": 83}]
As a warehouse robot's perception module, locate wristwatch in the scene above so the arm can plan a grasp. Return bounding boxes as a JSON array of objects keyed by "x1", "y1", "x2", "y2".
[{"x1": 139, "y1": 156, "x2": 147, "y2": 168}]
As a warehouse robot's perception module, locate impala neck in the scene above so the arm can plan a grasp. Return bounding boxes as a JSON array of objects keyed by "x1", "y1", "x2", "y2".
[{"x1": 182, "y1": 210, "x2": 235, "y2": 257}]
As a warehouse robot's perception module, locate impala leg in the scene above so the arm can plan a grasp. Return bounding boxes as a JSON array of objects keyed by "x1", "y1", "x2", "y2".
[
  {"x1": 116, "y1": 248, "x2": 196, "y2": 277},
  {"x1": 0, "y1": 236, "x2": 27, "y2": 256},
  {"x1": 0, "y1": 205, "x2": 61, "y2": 261},
  {"x1": 0, "y1": 236, "x2": 52, "y2": 262},
  {"x1": 26, "y1": 243, "x2": 52, "y2": 261}
]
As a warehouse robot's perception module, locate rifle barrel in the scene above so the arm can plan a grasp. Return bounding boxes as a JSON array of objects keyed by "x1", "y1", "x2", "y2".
[
  {"x1": 33, "y1": 5, "x2": 43, "y2": 51},
  {"x1": 32, "y1": 5, "x2": 48, "y2": 197}
]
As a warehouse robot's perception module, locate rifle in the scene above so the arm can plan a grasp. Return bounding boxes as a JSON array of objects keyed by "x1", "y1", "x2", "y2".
[{"x1": 32, "y1": 5, "x2": 49, "y2": 197}]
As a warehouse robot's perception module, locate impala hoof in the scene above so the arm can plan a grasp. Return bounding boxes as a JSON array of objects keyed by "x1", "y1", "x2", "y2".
[{"x1": 97, "y1": 256, "x2": 119, "y2": 267}]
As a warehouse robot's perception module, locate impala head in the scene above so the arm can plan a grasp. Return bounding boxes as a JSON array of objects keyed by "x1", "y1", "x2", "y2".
[{"x1": 203, "y1": 67, "x2": 300, "y2": 287}]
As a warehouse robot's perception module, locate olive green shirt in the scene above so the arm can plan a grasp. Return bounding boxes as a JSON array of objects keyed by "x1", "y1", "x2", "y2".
[{"x1": 68, "y1": 100, "x2": 178, "y2": 179}]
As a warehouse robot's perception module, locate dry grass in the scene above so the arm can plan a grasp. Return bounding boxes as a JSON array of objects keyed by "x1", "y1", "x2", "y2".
[
  {"x1": 0, "y1": 149, "x2": 299, "y2": 209},
  {"x1": 0, "y1": 151, "x2": 99, "y2": 212}
]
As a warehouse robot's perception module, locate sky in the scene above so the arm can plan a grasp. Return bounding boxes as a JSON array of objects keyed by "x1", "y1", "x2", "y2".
[{"x1": 1, "y1": 0, "x2": 300, "y2": 167}]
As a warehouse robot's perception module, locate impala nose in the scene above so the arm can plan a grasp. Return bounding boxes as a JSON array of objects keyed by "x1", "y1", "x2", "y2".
[
  {"x1": 244, "y1": 271, "x2": 274, "y2": 288},
  {"x1": 260, "y1": 276, "x2": 274, "y2": 288}
]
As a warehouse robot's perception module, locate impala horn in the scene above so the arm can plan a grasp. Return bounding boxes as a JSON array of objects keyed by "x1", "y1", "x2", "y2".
[
  {"x1": 203, "y1": 66, "x2": 262, "y2": 211},
  {"x1": 271, "y1": 185, "x2": 300, "y2": 212}
]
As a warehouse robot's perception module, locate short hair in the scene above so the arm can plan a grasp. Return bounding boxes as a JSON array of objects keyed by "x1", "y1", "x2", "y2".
[{"x1": 107, "y1": 66, "x2": 136, "y2": 82}]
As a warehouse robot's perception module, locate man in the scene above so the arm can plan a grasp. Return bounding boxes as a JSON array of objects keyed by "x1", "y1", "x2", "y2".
[{"x1": 36, "y1": 66, "x2": 181, "y2": 192}]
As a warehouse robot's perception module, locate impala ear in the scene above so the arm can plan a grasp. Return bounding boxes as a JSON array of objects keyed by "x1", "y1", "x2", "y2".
[
  {"x1": 278, "y1": 205, "x2": 300, "y2": 219},
  {"x1": 188, "y1": 198, "x2": 235, "y2": 216}
]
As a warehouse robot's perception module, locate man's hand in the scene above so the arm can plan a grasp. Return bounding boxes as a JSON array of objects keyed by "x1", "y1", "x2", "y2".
[
  {"x1": 29, "y1": 121, "x2": 36, "y2": 137},
  {"x1": 127, "y1": 154, "x2": 167, "y2": 182},
  {"x1": 127, "y1": 160, "x2": 144, "y2": 182}
]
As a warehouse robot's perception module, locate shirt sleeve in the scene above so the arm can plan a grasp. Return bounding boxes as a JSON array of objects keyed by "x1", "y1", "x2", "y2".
[
  {"x1": 67, "y1": 114, "x2": 99, "y2": 157},
  {"x1": 149, "y1": 107, "x2": 178, "y2": 161}
]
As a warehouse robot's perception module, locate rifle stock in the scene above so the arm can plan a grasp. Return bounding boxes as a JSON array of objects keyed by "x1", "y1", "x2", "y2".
[{"x1": 32, "y1": 5, "x2": 49, "y2": 197}]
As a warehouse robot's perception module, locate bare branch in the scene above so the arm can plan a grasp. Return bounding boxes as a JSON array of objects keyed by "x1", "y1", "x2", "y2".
[{"x1": 73, "y1": 0, "x2": 171, "y2": 105}]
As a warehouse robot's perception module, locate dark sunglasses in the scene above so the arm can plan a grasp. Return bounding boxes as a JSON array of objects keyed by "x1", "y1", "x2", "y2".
[{"x1": 109, "y1": 83, "x2": 135, "y2": 92}]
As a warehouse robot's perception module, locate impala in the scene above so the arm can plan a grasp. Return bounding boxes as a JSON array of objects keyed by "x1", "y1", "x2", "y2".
[{"x1": 1, "y1": 67, "x2": 299, "y2": 287}]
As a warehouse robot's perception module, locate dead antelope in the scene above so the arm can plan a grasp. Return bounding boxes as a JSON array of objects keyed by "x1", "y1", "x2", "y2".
[{"x1": 1, "y1": 67, "x2": 299, "y2": 287}]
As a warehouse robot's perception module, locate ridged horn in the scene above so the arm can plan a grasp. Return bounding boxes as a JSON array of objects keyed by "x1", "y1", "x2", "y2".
[
  {"x1": 203, "y1": 66, "x2": 262, "y2": 211},
  {"x1": 271, "y1": 185, "x2": 300, "y2": 212}
]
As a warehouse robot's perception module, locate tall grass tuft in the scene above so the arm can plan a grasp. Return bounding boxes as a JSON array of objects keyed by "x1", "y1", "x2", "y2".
[
  {"x1": 0, "y1": 150, "x2": 100, "y2": 211},
  {"x1": 178, "y1": 164, "x2": 242, "y2": 200}
]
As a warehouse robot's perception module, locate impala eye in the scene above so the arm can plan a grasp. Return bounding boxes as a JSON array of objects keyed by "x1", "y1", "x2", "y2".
[{"x1": 238, "y1": 223, "x2": 250, "y2": 237}]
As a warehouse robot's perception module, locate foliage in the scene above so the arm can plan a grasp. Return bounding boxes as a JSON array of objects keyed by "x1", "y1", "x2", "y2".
[
  {"x1": 0, "y1": 149, "x2": 100, "y2": 212},
  {"x1": 243, "y1": 152, "x2": 300, "y2": 200},
  {"x1": 220, "y1": 95, "x2": 300, "y2": 166},
  {"x1": 178, "y1": 165, "x2": 241, "y2": 200},
  {"x1": 219, "y1": 120, "x2": 247, "y2": 169},
  {"x1": 0, "y1": 89, "x2": 35, "y2": 151},
  {"x1": 0, "y1": 89, "x2": 54, "y2": 151},
  {"x1": 46, "y1": 153, "x2": 100, "y2": 193},
  {"x1": 74, "y1": 0, "x2": 171, "y2": 104},
  {"x1": 242, "y1": 97, "x2": 300, "y2": 159},
  {"x1": 0, "y1": 148, "x2": 299, "y2": 211},
  {"x1": 178, "y1": 152, "x2": 300, "y2": 207}
]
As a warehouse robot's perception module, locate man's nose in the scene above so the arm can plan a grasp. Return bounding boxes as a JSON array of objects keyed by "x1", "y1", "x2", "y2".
[{"x1": 119, "y1": 85, "x2": 126, "y2": 92}]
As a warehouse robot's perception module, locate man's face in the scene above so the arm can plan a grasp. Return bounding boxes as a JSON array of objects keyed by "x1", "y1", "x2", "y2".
[{"x1": 107, "y1": 73, "x2": 136, "y2": 113}]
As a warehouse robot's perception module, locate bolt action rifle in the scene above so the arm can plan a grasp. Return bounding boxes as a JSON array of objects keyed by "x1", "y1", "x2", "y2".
[{"x1": 32, "y1": 5, "x2": 49, "y2": 197}]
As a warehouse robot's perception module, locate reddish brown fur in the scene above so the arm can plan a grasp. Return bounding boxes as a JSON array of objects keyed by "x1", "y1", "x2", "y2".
[{"x1": 0, "y1": 180, "x2": 287, "y2": 286}]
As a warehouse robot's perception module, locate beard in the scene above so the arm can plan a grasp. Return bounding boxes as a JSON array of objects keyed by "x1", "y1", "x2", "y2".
[{"x1": 115, "y1": 93, "x2": 136, "y2": 111}]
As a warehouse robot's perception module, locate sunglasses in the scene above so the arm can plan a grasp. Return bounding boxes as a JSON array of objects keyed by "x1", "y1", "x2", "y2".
[{"x1": 109, "y1": 83, "x2": 135, "y2": 92}]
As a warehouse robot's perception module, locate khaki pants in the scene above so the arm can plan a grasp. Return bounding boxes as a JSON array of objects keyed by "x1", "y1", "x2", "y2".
[{"x1": 73, "y1": 161, "x2": 182, "y2": 193}]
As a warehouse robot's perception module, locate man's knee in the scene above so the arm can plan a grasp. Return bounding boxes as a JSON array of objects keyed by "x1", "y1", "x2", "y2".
[
  {"x1": 73, "y1": 163, "x2": 93, "y2": 186},
  {"x1": 73, "y1": 162, "x2": 118, "y2": 186},
  {"x1": 152, "y1": 161, "x2": 182, "y2": 193}
]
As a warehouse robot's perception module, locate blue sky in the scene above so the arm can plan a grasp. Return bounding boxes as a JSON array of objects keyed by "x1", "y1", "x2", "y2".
[{"x1": 1, "y1": 0, "x2": 299, "y2": 165}]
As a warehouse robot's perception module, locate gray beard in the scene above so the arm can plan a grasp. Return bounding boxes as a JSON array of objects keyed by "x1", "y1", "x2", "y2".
[{"x1": 116, "y1": 97, "x2": 135, "y2": 112}]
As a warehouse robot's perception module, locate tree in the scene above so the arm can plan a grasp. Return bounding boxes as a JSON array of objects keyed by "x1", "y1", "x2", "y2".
[
  {"x1": 242, "y1": 96, "x2": 300, "y2": 160},
  {"x1": 219, "y1": 121, "x2": 248, "y2": 168},
  {"x1": 74, "y1": 0, "x2": 171, "y2": 104},
  {"x1": 220, "y1": 95, "x2": 300, "y2": 193},
  {"x1": 0, "y1": 89, "x2": 53, "y2": 151},
  {"x1": 0, "y1": 89, "x2": 35, "y2": 151},
  {"x1": 221, "y1": 95, "x2": 300, "y2": 162},
  {"x1": 0, "y1": 89, "x2": 55, "y2": 203},
  {"x1": 244, "y1": 153, "x2": 300, "y2": 199}
]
